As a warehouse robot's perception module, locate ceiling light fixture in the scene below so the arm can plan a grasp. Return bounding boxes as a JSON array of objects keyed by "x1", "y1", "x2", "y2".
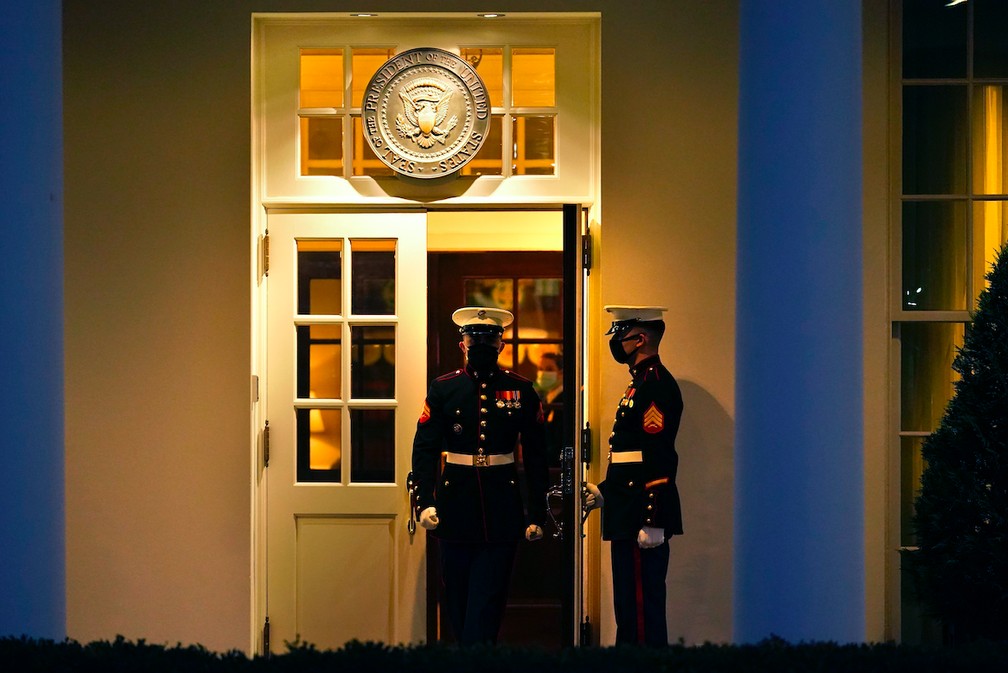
[{"x1": 478, "y1": 13, "x2": 506, "y2": 19}]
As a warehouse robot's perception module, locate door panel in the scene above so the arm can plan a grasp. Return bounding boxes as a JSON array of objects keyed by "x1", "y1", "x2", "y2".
[{"x1": 265, "y1": 212, "x2": 427, "y2": 651}]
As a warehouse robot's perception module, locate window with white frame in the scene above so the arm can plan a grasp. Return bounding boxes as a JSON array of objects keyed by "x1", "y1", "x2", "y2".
[{"x1": 895, "y1": 0, "x2": 1008, "y2": 645}]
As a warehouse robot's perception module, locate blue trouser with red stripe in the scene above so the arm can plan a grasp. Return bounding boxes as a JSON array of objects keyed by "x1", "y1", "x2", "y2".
[{"x1": 611, "y1": 538, "x2": 669, "y2": 646}]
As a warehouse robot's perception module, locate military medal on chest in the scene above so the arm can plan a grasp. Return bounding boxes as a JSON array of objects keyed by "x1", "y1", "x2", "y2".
[
  {"x1": 496, "y1": 390, "x2": 521, "y2": 409},
  {"x1": 620, "y1": 386, "x2": 636, "y2": 408}
]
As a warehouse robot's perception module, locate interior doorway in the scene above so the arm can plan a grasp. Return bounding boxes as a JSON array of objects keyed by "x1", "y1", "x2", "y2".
[
  {"x1": 427, "y1": 251, "x2": 564, "y2": 646},
  {"x1": 423, "y1": 208, "x2": 584, "y2": 648}
]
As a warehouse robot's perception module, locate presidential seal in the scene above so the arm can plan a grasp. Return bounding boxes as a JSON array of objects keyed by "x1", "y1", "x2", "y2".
[{"x1": 362, "y1": 47, "x2": 491, "y2": 179}]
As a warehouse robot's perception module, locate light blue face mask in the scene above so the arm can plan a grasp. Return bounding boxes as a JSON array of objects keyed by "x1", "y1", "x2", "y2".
[{"x1": 536, "y1": 370, "x2": 559, "y2": 391}]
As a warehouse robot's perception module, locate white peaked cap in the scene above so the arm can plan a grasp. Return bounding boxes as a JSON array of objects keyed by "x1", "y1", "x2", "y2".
[
  {"x1": 604, "y1": 305, "x2": 668, "y2": 334},
  {"x1": 452, "y1": 306, "x2": 514, "y2": 333}
]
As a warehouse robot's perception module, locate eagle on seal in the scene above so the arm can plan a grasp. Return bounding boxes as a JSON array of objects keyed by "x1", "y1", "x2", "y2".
[{"x1": 396, "y1": 78, "x2": 459, "y2": 149}]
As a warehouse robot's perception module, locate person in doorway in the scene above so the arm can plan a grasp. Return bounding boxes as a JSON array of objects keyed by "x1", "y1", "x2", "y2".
[
  {"x1": 583, "y1": 305, "x2": 683, "y2": 647},
  {"x1": 535, "y1": 350, "x2": 565, "y2": 466},
  {"x1": 411, "y1": 306, "x2": 550, "y2": 645}
]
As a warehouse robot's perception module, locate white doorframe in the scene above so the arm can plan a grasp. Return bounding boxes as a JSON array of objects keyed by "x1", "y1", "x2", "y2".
[{"x1": 251, "y1": 13, "x2": 601, "y2": 652}]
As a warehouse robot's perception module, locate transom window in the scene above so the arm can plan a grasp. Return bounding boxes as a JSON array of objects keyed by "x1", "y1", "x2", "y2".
[{"x1": 298, "y1": 46, "x2": 557, "y2": 178}]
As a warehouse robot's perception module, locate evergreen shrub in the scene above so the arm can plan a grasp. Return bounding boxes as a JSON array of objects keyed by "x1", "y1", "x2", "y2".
[
  {"x1": 5, "y1": 635, "x2": 1008, "y2": 673},
  {"x1": 911, "y1": 244, "x2": 1008, "y2": 642}
]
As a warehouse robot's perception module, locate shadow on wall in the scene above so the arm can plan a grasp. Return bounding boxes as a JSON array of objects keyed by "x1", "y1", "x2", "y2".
[{"x1": 667, "y1": 380, "x2": 733, "y2": 644}]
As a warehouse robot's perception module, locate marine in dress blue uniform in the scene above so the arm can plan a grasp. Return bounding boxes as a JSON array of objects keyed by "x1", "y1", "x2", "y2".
[
  {"x1": 585, "y1": 305, "x2": 683, "y2": 646},
  {"x1": 411, "y1": 307, "x2": 549, "y2": 644}
]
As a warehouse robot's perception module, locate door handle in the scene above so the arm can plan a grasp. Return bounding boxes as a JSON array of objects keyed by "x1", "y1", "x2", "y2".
[
  {"x1": 545, "y1": 445, "x2": 575, "y2": 540},
  {"x1": 546, "y1": 485, "x2": 564, "y2": 540},
  {"x1": 406, "y1": 471, "x2": 418, "y2": 536}
]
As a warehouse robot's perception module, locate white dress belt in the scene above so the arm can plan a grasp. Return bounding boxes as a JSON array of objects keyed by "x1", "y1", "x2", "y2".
[
  {"x1": 444, "y1": 451, "x2": 515, "y2": 467},
  {"x1": 609, "y1": 450, "x2": 644, "y2": 464}
]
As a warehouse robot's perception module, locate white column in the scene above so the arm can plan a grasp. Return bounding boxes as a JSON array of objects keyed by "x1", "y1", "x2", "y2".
[
  {"x1": 735, "y1": 1, "x2": 865, "y2": 642},
  {"x1": 0, "y1": 0, "x2": 65, "y2": 639}
]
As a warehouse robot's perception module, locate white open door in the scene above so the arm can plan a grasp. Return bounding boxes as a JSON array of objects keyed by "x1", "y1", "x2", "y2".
[{"x1": 264, "y1": 211, "x2": 427, "y2": 651}]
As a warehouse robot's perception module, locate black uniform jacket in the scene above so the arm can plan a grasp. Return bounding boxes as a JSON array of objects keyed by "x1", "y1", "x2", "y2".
[
  {"x1": 599, "y1": 355, "x2": 684, "y2": 541},
  {"x1": 412, "y1": 364, "x2": 549, "y2": 543}
]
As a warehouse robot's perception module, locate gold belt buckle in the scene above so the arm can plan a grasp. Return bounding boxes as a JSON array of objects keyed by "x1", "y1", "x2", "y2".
[{"x1": 474, "y1": 454, "x2": 488, "y2": 467}]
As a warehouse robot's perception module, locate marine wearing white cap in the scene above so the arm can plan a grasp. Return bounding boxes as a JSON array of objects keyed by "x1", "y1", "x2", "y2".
[
  {"x1": 585, "y1": 302, "x2": 682, "y2": 647},
  {"x1": 411, "y1": 304, "x2": 548, "y2": 645}
]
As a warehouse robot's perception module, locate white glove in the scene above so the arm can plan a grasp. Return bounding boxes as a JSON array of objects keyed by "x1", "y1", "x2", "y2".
[
  {"x1": 583, "y1": 483, "x2": 603, "y2": 511},
  {"x1": 525, "y1": 524, "x2": 544, "y2": 541},
  {"x1": 637, "y1": 526, "x2": 665, "y2": 549},
  {"x1": 419, "y1": 506, "x2": 439, "y2": 530}
]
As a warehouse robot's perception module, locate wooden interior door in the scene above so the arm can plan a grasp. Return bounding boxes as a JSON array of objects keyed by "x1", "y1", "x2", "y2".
[{"x1": 427, "y1": 251, "x2": 571, "y2": 647}]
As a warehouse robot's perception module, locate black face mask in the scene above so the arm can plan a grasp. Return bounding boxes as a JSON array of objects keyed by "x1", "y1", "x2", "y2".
[
  {"x1": 609, "y1": 333, "x2": 640, "y2": 364},
  {"x1": 466, "y1": 343, "x2": 500, "y2": 371}
]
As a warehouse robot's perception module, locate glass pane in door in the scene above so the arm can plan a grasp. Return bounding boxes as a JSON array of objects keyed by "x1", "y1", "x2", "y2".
[
  {"x1": 351, "y1": 239, "x2": 395, "y2": 315},
  {"x1": 350, "y1": 325, "x2": 395, "y2": 399},
  {"x1": 297, "y1": 324, "x2": 341, "y2": 399},
  {"x1": 350, "y1": 408, "x2": 395, "y2": 483},
  {"x1": 298, "y1": 240, "x2": 343, "y2": 315},
  {"x1": 297, "y1": 407, "x2": 342, "y2": 481}
]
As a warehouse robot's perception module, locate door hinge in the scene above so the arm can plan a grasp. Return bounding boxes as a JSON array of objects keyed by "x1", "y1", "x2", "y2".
[
  {"x1": 263, "y1": 616, "x2": 270, "y2": 655},
  {"x1": 251, "y1": 375, "x2": 259, "y2": 403},
  {"x1": 263, "y1": 420, "x2": 270, "y2": 468},
  {"x1": 581, "y1": 423, "x2": 592, "y2": 465},
  {"x1": 262, "y1": 231, "x2": 270, "y2": 277},
  {"x1": 581, "y1": 230, "x2": 592, "y2": 273}
]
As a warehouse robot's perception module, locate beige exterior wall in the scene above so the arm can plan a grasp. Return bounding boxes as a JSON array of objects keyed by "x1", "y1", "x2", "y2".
[
  {"x1": 63, "y1": 1, "x2": 255, "y2": 652},
  {"x1": 591, "y1": 1, "x2": 738, "y2": 644},
  {"x1": 63, "y1": 0, "x2": 888, "y2": 652}
]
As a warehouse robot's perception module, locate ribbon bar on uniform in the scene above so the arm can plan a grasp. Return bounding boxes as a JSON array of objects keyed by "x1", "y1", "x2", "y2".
[
  {"x1": 609, "y1": 450, "x2": 644, "y2": 464},
  {"x1": 444, "y1": 451, "x2": 515, "y2": 467}
]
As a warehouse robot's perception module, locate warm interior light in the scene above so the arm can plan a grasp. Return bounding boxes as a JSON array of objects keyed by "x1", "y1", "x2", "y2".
[
  {"x1": 309, "y1": 391, "x2": 325, "y2": 432},
  {"x1": 309, "y1": 409, "x2": 325, "y2": 433},
  {"x1": 981, "y1": 85, "x2": 1006, "y2": 274},
  {"x1": 478, "y1": 13, "x2": 506, "y2": 18},
  {"x1": 350, "y1": 13, "x2": 377, "y2": 17}
]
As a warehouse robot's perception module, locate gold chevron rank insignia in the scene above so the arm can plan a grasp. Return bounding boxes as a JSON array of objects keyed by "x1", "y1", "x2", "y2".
[{"x1": 643, "y1": 403, "x2": 664, "y2": 434}]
